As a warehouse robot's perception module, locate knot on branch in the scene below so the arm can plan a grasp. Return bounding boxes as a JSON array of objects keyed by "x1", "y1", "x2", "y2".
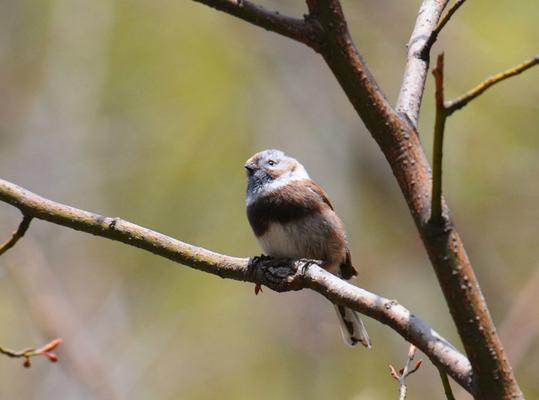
[
  {"x1": 425, "y1": 214, "x2": 453, "y2": 238},
  {"x1": 248, "y1": 256, "x2": 315, "y2": 292}
]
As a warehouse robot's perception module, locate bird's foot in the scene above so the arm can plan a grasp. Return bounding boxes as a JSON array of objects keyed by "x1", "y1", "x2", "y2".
[
  {"x1": 249, "y1": 254, "x2": 272, "y2": 295},
  {"x1": 297, "y1": 258, "x2": 318, "y2": 275},
  {"x1": 249, "y1": 254, "x2": 272, "y2": 267}
]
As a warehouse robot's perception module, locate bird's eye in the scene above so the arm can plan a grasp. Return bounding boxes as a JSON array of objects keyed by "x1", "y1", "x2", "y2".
[{"x1": 267, "y1": 160, "x2": 276, "y2": 166}]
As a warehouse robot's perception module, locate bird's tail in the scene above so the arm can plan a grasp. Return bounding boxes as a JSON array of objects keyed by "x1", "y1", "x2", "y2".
[{"x1": 333, "y1": 304, "x2": 371, "y2": 348}]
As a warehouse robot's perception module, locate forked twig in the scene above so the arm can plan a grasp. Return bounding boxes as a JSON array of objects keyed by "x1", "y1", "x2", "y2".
[
  {"x1": 430, "y1": 53, "x2": 539, "y2": 222},
  {"x1": 389, "y1": 344, "x2": 423, "y2": 400}
]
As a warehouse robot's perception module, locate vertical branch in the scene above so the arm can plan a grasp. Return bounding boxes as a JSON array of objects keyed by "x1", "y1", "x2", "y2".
[
  {"x1": 438, "y1": 367, "x2": 457, "y2": 400},
  {"x1": 430, "y1": 54, "x2": 448, "y2": 223},
  {"x1": 395, "y1": 0, "x2": 450, "y2": 125}
]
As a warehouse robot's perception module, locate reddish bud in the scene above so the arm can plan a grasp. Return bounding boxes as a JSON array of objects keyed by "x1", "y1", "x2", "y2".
[
  {"x1": 38, "y1": 338, "x2": 62, "y2": 354},
  {"x1": 23, "y1": 358, "x2": 31, "y2": 368},
  {"x1": 411, "y1": 359, "x2": 423, "y2": 373},
  {"x1": 45, "y1": 353, "x2": 58, "y2": 363},
  {"x1": 389, "y1": 365, "x2": 400, "y2": 380}
]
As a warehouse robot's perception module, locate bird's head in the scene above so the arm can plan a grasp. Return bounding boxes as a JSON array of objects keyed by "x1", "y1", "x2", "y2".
[{"x1": 244, "y1": 149, "x2": 309, "y2": 204}]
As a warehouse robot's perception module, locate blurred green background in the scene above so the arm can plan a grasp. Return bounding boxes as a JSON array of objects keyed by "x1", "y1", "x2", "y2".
[{"x1": 0, "y1": 0, "x2": 538, "y2": 399}]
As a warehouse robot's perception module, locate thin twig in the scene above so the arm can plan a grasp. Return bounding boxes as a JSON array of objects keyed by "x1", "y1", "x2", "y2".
[
  {"x1": 425, "y1": 0, "x2": 468, "y2": 51},
  {"x1": 0, "y1": 177, "x2": 474, "y2": 393},
  {"x1": 438, "y1": 366, "x2": 457, "y2": 400},
  {"x1": 389, "y1": 344, "x2": 423, "y2": 400},
  {"x1": 0, "y1": 338, "x2": 62, "y2": 368},
  {"x1": 430, "y1": 54, "x2": 539, "y2": 222},
  {"x1": 430, "y1": 53, "x2": 447, "y2": 223},
  {"x1": 0, "y1": 214, "x2": 32, "y2": 256},
  {"x1": 446, "y1": 55, "x2": 539, "y2": 115},
  {"x1": 7, "y1": 241, "x2": 120, "y2": 398}
]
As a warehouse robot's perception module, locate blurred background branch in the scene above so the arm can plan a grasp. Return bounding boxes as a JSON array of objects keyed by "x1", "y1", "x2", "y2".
[{"x1": 5, "y1": 240, "x2": 121, "y2": 399}]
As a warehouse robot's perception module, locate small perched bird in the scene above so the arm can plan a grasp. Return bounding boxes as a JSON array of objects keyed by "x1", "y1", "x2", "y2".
[{"x1": 245, "y1": 149, "x2": 371, "y2": 347}]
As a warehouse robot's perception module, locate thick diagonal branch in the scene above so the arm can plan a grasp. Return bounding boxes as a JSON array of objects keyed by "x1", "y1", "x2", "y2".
[
  {"x1": 0, "y1": 177, "x2": 473, "y2": 392},
  {"x1": 192, "y1": 1, "x2": 523, "y2": 397},
  {"x1": 192, "y1": 0, "x2": 323, "y2": 49}
]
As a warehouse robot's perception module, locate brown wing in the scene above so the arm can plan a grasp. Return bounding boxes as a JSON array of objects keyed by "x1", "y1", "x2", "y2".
[
  {"x1": 306, "y1": 180, "x2": 358, "y2": 279},
  {"x1": 305, "y1": 180, "x2": 334, "y2": 210},
  {"x1": 340, "y1": 247, "x2": 358, "y2": 280}
]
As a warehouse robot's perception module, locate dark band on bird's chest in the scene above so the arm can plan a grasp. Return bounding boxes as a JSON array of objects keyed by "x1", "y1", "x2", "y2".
[{"x1": 247, "y1": 186, "x2": 322, "y2": 236}]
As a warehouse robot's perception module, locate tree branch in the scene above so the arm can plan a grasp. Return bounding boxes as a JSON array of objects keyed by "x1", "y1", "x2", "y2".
[
  {"x1": 438, "y1": 366, "x2": 457, "y2": 400},
  {"x1": 395, "y1": 0, "x2": 450, "y2": 125},
  {"x1": 0, "y1": 177, "x2": 474, "y2": 393},
  {"x1": 0, "y1": 338, "x2": 62, "y2": 368},
  {"x1": 193, "y1": 1, "x2": 524, "y2": 398},
  {"x1": 0, "y1": 214, "x2": 32, "y2": 256},
  {"x1": 425, "y1": 0, "x2": 468, "y2": 53},
  {"x1": 431, "y1": 53, "x2": 447, "y2": 223},
  {"x1": 430, "y1": 54, "x2": 539, "y2": 223},
  {"x1": 389, "y1": 344, "x2": 422, "y2": 400},
  {"x1": 191, "y1": 0, "x2": 324, "y2": 49},
  {"x1": 445, "y1": 55, "x2": 539, "y2": 115}
]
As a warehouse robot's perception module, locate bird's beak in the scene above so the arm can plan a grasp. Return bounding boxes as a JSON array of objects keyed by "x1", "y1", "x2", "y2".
[{"x1": 244, "y1": 161, "x2": 256, "y2": 176}]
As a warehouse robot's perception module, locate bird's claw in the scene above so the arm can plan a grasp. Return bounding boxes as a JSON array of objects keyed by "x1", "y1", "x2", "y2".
[
  {"x1": 297, "y1": 258, "x2": 317, "y2": 275},
  {"x1": 250, "y1": 255, "x2": 272, "y2": 295},
  {"x1": 249, "y1": 254, "x2": 272, "y2": 267},
  {"x1": 254, "y1": 282, "x2": 263, "y2": 295}
]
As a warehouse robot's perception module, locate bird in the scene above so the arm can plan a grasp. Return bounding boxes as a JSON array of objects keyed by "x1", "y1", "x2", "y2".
[{"x1": 244, "y1": 149, "x2": 371, "y2": 347}]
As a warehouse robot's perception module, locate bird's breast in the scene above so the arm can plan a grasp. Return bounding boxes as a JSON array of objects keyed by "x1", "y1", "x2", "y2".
[
  {"x1": 257, "y1": 222, "x2": 301, "y2": 258},
  {"x1": 256, "y1": 215, "x2": 333, "y2": 260}
]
